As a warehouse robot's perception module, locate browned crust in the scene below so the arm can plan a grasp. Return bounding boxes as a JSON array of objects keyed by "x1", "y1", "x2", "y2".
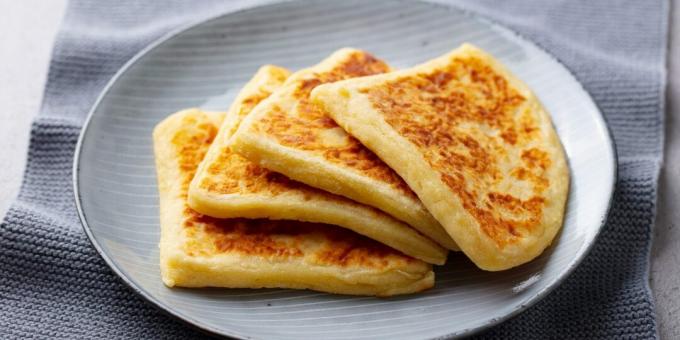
[
  {"x1": 170, "y1": 111, "x2": 416, "y2": 269},
  {"x1": 360, "y1": 55, "x2": 551, "y2": 247},
  {"x1": 249, "y1": 51, "x2": 416, "y2": 198}
]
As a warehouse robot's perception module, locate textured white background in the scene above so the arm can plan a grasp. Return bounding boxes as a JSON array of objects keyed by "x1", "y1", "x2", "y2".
[{"x1": 0, "y1": 0, "x2": 676, "y2": 338}]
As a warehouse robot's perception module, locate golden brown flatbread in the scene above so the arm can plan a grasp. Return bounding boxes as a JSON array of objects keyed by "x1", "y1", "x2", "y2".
[
  {"x1": 153, "y1": 108, "x2": 434, "y2": 296},
  {"x1": 312, "y1": 44, "x2": 569, "y2": 270},
  {"x1": 231, "y1": 49, "x2": 457, "y2": 250},
  {"x1": 188, "y1": 65, "x2": 446, "y2": 265}
]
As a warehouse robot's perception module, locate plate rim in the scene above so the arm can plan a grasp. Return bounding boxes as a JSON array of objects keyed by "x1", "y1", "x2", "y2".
[{"x1": 72, "y1": 0, "x2": 618, "y2": 338}]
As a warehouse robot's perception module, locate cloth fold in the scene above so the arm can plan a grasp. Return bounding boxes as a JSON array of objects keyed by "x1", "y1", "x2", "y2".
[{"x1": 0, "y1": 0, "x2": 667, "y2": 338}]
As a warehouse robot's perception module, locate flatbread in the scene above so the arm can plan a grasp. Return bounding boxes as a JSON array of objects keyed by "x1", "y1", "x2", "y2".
[
  {"x1": 312, "y1": 44, "x2": 569, "y2": 270},
  {"x1": 231, "y1": 49, "x2": 457, "y2": 250},
  {"x1": 188, "y1": 65, "x2": 446, "y2": 265},
  {"x1": 153, "y1": 108, "x2": 434, "y2": 296}
]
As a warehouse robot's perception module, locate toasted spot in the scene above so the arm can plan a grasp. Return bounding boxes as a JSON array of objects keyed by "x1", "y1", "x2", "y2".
[
  {"x1": 184, "y1": 212, "x2": 306, "y2": 259},
  {"x1": 362, "y1": 55, "x2": 551, "y2": 247},
  {"x1": 521, "y1": 148, "x2": 551, "y2": 170},
  {"x1": 201, "y1": 146, "x2": 302, "y2": 196},
  {"x1": 181, "y1": 207, "x2": 412, "y2": 269},
  {"x1": 229, "y1": 93, "x2": 270, "y2": 136},
  {"x1": 184, "y1": 211, "x2": 412, "y2": 268},
  {"x1": 172, "y1": 114, "x2": 218, "y2": 191},
  {"x1": 314, "y1": 228, "x2": 407, "y2": 268},
  {"x1": 254, "y1": 52, "x2": 416, "y2": 198},
  {"x1": 197, "y1": 70, "x2": 305, "y2": 197},
  {"x1": 519, "y1": 108, "x2": 539, "y2": 137}
]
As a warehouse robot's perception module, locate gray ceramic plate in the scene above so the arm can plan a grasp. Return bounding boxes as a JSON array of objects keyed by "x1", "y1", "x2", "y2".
[{"x1": 74, "y1": 0, "x2": 616, "y2": 338}]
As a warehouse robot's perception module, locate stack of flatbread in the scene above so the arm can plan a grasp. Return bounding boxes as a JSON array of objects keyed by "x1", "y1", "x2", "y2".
[{"x1": 153, "y1": 44, "x2": 569, "y2": 297}]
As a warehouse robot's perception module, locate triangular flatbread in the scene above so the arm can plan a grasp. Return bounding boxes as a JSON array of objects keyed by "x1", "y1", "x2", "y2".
[
  {"x1": 312, "y1": 44, "x2": 569, "y2": 270},
  {"x1": 231, "y1": 49, "x2": 457, "y2": 250},
  {"x1": 188, "y1": 65, "x2": 446, "y2": 264},
  {"x1": 154, "y1": 108, "x2": 434, "y2": 296}
]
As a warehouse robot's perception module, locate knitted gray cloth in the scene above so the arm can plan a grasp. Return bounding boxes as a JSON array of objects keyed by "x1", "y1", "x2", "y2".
[{"x1": 0, "y1": 0, "x2": 667, "y2": 338}]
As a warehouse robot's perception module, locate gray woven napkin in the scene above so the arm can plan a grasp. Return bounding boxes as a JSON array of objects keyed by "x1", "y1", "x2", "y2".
[{"x1": 0, "y1": 0, "x2": 667, "y2": 338}]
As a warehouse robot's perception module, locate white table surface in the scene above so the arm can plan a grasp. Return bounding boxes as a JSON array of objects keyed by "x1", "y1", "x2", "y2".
[{"x1": 0, "y1": 1, "x2": 677, "y2": 338}]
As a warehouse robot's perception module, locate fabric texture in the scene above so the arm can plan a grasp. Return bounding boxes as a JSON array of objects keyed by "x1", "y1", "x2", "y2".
[{"x1": 0, "y1": 0, "x2": 667, "y2": 338}]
